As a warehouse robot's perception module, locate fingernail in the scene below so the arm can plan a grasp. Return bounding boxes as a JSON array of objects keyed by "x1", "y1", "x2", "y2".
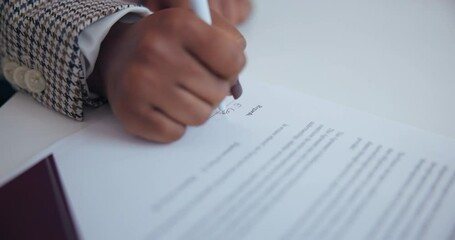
[{"x1": 231, "y1": 79, "x2": 243, "y2": 99}]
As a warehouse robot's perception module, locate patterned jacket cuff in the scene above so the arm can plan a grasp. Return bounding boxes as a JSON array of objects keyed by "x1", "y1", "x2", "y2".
[{"x1": 0, "y1": 1, "x2": 142, "y2": 120}]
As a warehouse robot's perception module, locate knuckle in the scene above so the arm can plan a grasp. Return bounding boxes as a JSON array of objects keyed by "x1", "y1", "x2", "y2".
[
  {"x1": 189, "y1": 113, "x2": 203, "y2": 126},
  {"x1": 223, "y1": 50, "x2": 246, "y2": 77},
  {"x1": 144, "y1": 119, "x2": 184, "y2": 143},
  {"x1": 141, "y1": 35, "x2": 169, "y2": 61},
  {"x1": 163, "y1": 8, "x2": 195, "y2": 33},
  {"x1": 213, "y1": 82, "x2": 230, "y2": 103},
  {"x1": 114, "y1": 104, "x2": 186, "y2": 143},
  {"x1": 192, "y1": 106, "x2": 212, "y2": 126},
  {"x1": 152, "y1": 115, "x2": 170, "y2": 135},
  {"x1": 236, "y1": 51, "x2": 247, "y2": 72},
  {"x1": 148, "y1": 113, "x2": 185, "y2": 142},
  {"x1": 210, "y1": 35, "x2": 246, "y2": 78},
  {"x1": 141, "y1": 37, "x2": 159, "y2": 54},
  {"x1": 118, "y1": 109, "x2": 151, "y2": 141},
  {"x1": 237, "y1": 34, "x2": 247, "y2": 50},
  {"x1": 158, "y1": 125, "x2": 186, "y2": 143}
]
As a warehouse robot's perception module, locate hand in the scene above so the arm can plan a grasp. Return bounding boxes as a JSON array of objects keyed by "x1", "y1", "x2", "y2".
[
  {"x1": 144, "y1": 0, "x2": 252, "y2": 25},
  {"x1": 88, "y1": 8, "x2": 246, "y2": 142}
]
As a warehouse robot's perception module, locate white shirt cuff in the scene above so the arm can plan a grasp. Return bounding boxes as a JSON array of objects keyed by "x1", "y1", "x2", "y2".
[{"x1": 79, "y1": 6, "x2": 152, "y2": 97}]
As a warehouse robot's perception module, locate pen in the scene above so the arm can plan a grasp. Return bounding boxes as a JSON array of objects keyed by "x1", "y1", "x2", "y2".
[{"x1": 190, "y1": 0, "x2": 230, "y2": 113}]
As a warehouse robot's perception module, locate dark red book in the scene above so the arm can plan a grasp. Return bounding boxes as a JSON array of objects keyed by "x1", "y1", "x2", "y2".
[{"x1": 0, "y1": 155, "x2": 78, "y2": 240}]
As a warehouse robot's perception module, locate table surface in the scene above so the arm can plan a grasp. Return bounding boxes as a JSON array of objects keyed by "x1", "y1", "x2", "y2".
[{"x1": 1, "y1": 0, "x2": 455, "y2": 181}]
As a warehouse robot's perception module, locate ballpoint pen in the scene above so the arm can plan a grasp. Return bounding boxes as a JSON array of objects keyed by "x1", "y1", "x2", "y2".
[{"x1": 190, "y1": 0, "x2": 242, "y2": 113}]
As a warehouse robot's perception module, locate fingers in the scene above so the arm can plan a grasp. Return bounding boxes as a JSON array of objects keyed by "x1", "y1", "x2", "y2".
[
  {"x1": 116, "y1": 83, "x2": 211, "y2": 143},
  {"x1": 142, "y1": 50, "x2": 227, "y2": 125},
  {"x1": 235, "y1": 0, "x2": 252, "y2": 24},
  {"x1": 166, "y1": 39, "x2": 240, "y2": 103},
  {"x1": 151, "y1": 85, "x2": 214, "y2": 126},
  {"x1": 125, "y1": 106, "x2": 187, "y2": 143},
  {"x1": 173, "y1": 49, "x2": 231, "y2": 105},
  {"x1": 219, "y1": 0, "x2": 235, "y2": 23},
  {"x1": 208, "y1": 0, "x2": 223, "y2": 13},
  {"x1": 128, "y1": 47, "x2": 225, "y2": 127},
  {"x1": 121, "y1": 72, "x2": 216, "y2": 142},
  {"x1": 210, "y1": 0, "x2": 252, "y2": 25},
  {"x1": 104, "y1": 8, "x2": 247, "y2": 143},
  {"x1": 108, "y1": 90, "x2": 186, "y2": 143},
  {"x1": 211, "y1": 10, "x2": 247, "y2": 48},
  {"x1": 181, "y1": 10, "x2": 246, "y2": 80}
]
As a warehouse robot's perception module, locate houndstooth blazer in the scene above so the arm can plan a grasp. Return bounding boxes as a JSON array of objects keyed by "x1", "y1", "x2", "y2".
[{"x1": 0, "y1": 0, "x2": 141, "y2": 120}]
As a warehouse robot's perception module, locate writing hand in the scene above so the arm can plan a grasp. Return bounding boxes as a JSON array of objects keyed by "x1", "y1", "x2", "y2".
[{"x1": 88, "y1": 9, "x2": 246, "y2": 142}]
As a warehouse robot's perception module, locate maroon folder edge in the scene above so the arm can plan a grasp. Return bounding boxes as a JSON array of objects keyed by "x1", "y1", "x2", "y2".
[{"x1": 0, "y1": 155, "x2": 79, "y2": 240}]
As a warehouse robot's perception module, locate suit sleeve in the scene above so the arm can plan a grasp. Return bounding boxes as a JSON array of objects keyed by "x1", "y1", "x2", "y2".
[{"x1": 0, "y1": 0, "x2": 140, "y2": 120}]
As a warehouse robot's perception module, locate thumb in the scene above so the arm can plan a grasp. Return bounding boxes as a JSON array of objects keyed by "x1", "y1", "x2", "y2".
[{"x1": 211, "y1": 10, "x2": 247, "y2": 50}]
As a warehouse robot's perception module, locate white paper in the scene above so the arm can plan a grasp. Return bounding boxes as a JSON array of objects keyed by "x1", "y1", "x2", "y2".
[{"x1": 45, "y1": 80, "x2": 455, "y2": 240}]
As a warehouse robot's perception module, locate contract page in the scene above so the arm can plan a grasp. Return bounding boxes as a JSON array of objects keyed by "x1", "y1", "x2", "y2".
[{"x1": 46, "y1": 80, "x2": 455, "y2": 240}]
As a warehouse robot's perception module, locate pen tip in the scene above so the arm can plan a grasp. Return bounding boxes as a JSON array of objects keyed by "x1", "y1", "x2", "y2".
[{"x1": 231, "y1": 79, "x2": 243, "y2": 100}]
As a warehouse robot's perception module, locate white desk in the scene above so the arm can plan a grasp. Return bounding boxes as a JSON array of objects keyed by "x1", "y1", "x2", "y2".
[{"x1": 1, "y1": 0, "x2": 454, "y2": 180}]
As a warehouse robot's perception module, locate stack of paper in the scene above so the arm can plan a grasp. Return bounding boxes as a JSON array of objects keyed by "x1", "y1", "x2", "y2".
[{"x1": 41, "y1": 80, "x2": 454, "y2": 240}]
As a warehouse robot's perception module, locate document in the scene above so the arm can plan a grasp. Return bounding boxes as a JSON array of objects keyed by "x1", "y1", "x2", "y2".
[{"x1": 41, "y1": 80, "x2": 455, "y2": 240}]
